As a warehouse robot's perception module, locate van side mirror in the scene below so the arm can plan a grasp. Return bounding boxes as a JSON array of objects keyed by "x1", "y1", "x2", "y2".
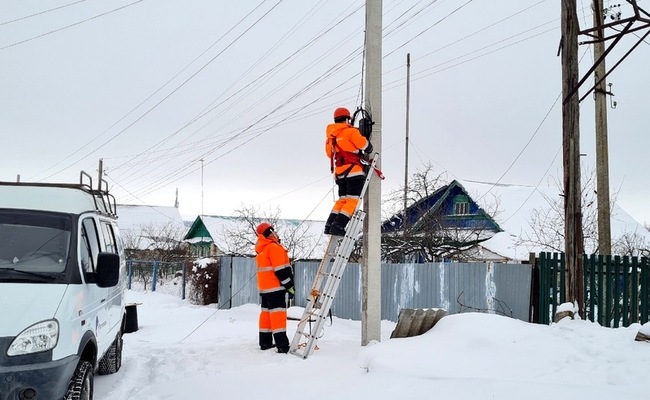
[{"x1": 96, "y1": 252, "x2": 120, "y2": 287}]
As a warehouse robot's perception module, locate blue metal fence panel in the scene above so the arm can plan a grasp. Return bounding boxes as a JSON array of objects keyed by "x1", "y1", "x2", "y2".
[
  {"x1": 217, "y1": 257, "x2": 532, "y2": 323},
  {"x1": 230, "y1": 257, "x2": 258, "y2": 306},
  {"x1": 493, "y1": 262, "x2": 532, "y2": 321},
  {"x1": 218, "y1": 256, "x2": 233, "y2": 309}
]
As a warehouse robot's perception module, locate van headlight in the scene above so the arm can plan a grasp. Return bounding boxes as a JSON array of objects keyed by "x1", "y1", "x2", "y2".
[{"x1": 7, "y1": 319, "x2": 59, "y2": 356}]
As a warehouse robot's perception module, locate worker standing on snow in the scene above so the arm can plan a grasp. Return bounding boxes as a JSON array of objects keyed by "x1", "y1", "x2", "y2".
[
  {"x1": 324, "y1": 107, "x2": 373, "y2": 236},
  {"x1": 255, "y1": 222, "x2": 295, "y2": 353}
]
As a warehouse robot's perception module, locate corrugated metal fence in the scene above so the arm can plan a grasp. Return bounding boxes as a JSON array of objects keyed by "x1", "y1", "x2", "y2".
[{"x1": 217, "y1": 256, "x2": 532, "y2": 323}]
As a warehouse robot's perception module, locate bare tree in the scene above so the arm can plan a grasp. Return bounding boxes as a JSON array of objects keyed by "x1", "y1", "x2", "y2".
[
  {"x1": 139, "y1": 221, "x2": 187, "y2": 263},
  {"x1": 380, "y1": 163, "x2": 501, "y2": 262},
  {"x1": 121, "y1": 228, "x2": 144, "y2": 260},
  {"x1": 520, "y1": 167, "x2": 647, "y2": 257},
  {"x1": 217, "y1": 204, "x2": 326, "y2": 261},
  {"x1": 612, "y1": 231, "x2": 650, "y2": 258},
  {"x1": 519, "y1": 169, "x2": 600, "y2": 254},
  {"x1": 219, "y1": 205, "x2": 278, "y2": 256}
]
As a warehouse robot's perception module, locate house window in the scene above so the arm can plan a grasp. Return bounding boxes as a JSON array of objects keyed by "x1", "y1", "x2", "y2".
[{"x1": 454, "y1": 195, "x2": 469, "y2": 215}]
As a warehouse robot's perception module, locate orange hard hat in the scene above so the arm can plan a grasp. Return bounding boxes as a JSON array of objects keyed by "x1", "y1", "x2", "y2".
[
  {"x1": 333, "y1": 107, "x2": 351, "y2": 120},
  {"x1": 256, "y1": 222, "x2": 274, "y2": 237}
]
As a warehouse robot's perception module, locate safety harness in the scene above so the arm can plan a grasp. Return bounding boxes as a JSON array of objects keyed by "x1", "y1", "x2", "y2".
[{"x1": 328, "y1": 132, "x2": 384, "y2": 180}]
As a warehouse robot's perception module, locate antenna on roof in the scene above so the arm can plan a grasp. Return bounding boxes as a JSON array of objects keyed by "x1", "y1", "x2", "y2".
[{"x1": 98, "y1": 159, "x2": 104, "y2": 191}]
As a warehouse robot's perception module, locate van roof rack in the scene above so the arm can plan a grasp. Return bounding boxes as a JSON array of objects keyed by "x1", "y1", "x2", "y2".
[
  {"x1": 0, "y1": 170, "x2": 118, "y2": 218},
  {"x1": 79, "y1": 171, "x2": 118, "y2": 218}
]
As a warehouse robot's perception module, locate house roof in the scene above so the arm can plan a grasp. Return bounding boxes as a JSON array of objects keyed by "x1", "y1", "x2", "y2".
[
  {"x1": 116, "y1": 204, "x2": 186, "y2": 250},
  {"x1": 184, "y1": 215, "x2": 328, "y2": 258},
  {"x1": 380, "y1": 179, "x2": 650, "y2": 262},
  {"x1": 382, "y1": 179, "x2": 501, "y2": 234}
]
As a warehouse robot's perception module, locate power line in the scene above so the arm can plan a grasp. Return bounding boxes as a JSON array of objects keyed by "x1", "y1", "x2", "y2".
[
  {"x1": 118, "y1": 3, "x2": 561, "y2": 203},
  {"x1": 29, "y1": 0, "x2": 269, "y2": 181},
  {"x1": 0, "y1": 0, "x2": 145, "y2": 51},
  {"x1": 0, "y1": 0, "x2": 86, "y2": 26},
  {"x1": 38, "y1": 0, "x2": 285, "y2": 182}
]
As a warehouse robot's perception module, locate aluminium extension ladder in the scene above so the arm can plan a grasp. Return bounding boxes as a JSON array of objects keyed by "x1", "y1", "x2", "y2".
[{"x1": 289, "y1": 154, "x2": 379, "y2": 359}]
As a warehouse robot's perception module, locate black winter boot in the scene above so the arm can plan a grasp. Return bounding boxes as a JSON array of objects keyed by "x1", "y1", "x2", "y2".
[
  {"x1": 324, "y1": 213, "x2": 337, "y2": 235},
  {"x1": 329, "y1": 214, "x2": 350, "y2": 236}
]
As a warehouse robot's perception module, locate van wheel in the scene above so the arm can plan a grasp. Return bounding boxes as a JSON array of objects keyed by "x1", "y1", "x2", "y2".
[
  {"x1": 98, "y1": 333, "x2": 123, "y2": 375},
  {"x1": 65, "y1": 360, "x2": 93, "y2": 400}
]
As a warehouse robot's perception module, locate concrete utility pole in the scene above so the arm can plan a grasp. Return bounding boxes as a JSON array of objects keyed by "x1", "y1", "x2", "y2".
[
  {"x1": 592, "y1": 0, "x2": 612, "y2": 255},
  {"x1": 362, "y1": 0, "x2": 382, "y2": 346},
  {"x1": 561, "y1": 0, "x2": 585, "y2": 314}
]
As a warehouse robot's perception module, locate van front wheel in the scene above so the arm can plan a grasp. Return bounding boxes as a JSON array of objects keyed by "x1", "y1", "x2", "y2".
[
  {"x1": 65, "y1": 360, "x2": 93, "y2": 400},
  {"x1": 98, "y1": 333, "x2": 123, "y2": 375}
]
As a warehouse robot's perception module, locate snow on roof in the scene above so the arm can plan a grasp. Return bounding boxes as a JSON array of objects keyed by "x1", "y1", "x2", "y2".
[
  {"x1": 117, "y1": 204, "x2": 184, "y2": 229},
  {"x1": 457, "y1": 180, "x2": 650, "y2": 262},
  {"x1": 116, "y1": 204, "x2": 186, "y2": 250}
]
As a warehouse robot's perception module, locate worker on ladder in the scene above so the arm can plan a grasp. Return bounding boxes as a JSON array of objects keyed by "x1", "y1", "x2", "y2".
[{"x1": 324, "y1": 107, "x2": 373, "y2": 236}]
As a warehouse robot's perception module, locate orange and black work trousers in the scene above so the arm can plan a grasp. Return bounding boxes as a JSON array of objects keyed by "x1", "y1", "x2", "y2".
[
  {"x1": 259, "y1": 291, "x2": 290, "y2": 350},
  {"x1": 329, "y1": 175, "x2": 365, "y2": 229}
]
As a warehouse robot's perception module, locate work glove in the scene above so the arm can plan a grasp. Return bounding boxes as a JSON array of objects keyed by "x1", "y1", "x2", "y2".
[
  {"x1": 287, "y1": 287, "x2": 295, "y2": 300},
  {"x1": 364, "y1": 142, "x2": 374, "y2": 154}
]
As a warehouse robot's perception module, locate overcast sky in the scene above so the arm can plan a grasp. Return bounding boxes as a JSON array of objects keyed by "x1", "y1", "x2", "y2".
[{"x1": 2, "y1": 0, "x2": 648, "y2": 225}]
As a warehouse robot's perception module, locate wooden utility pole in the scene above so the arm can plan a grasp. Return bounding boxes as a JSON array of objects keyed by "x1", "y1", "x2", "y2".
[
  {"x1": 593, "y1": 0, "x2": 612, "y2": 255},
  {"x1": 362, "y1": 0, "x2": 382, "y2": 345},
  {"x1": 403, "y1": 53, "x2": 411, "y2": 235},
  {"x1": 561, "y1": 0, "x2": 585, "y2": 314}
]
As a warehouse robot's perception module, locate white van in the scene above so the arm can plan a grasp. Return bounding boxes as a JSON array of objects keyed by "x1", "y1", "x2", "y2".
[{"x1": 0, "y1": 172, "x2": 126, "y2": 400}]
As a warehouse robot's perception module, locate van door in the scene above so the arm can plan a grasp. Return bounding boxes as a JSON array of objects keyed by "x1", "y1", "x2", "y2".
[
  {"x1": 98, "y1": 220, "x2": 124, "y2": 340},
  {"x1": 78, "y1": 216, "x2": 112, "y2": 355}
]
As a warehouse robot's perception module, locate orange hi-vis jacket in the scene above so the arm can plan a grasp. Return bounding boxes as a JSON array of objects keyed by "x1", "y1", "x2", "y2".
[
  {"x1": 325, "y1": 122, "x2": 371, "y2": 179},
  {"x1": 255, "y1": 234, "x2": 294, "y2": 294}
]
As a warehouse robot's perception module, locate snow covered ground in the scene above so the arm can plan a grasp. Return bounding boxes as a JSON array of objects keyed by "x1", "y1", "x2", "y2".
[{"x1": 95, "y1": 290, "x2": 650, "y2": 400}]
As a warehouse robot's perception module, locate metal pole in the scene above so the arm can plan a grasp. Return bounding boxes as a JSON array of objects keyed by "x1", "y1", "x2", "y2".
[
  {"x1": 593, "y1": 0, "x2": 612, "y2": 255},
  {"x1": 152, "y1": 260, "x2": 158, "y2": 292},
  {"x1": 97, "y1": 158, "x2": 104, "y2": 191},
  {"x1": 362, "y1": 0, "x2": 382, "y2": 345},
  {"x1": 200, "y1": 159, "x2": 204, "y2": 217}
]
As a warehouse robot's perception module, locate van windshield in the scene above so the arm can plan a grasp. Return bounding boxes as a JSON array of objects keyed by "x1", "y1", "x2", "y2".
[{"x1": 0, "y1": 210, "x2": 72, "y2": 276}]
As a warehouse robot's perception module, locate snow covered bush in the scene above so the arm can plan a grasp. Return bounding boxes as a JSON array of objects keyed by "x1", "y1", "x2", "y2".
[{"x1": 187, "y1": 258, "x2": 218, "y2": 305}]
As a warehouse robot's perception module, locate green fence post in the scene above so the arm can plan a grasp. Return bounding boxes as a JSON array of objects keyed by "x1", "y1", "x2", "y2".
[
  {"x1": 641, "y1": 257, "x2": 648, "y2": 324},
  {"x1": 613, "y1": 256, "x2": 621, "y2": 328},
  {"x1": 588, "y1": 254, "x2": 596, "y2": 322},
  {"x1": 540, "y1": 252, "x2": 549, "y2": 324},
  {"x1": 622, "y1": 256, "x2": 630, "y2": 327},
  {"x1": 597, "y1": 255, "x2": 604, "y2": 326},
  {"x1": 552, "y1": 253, "x2": 558, "y2": 321},
  {"x1": 553, "y1": 253, "x2": 566, "y2": 317},
  {"x1": 539, "y1": 253, "x2": 546, "y2": 324},
  {"x1": 605, "y1": 255, "x2": 612, "y2": 327},
  {"x1": 631, "y1": 257, "x2": 639, "y2": 324}
]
